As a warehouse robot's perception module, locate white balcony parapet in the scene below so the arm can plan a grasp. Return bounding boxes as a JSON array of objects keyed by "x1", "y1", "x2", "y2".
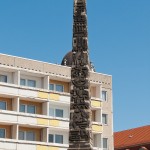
[
  {"x1": 93, "y1": 147, "x2": 103, "y2": 150},
  {"x1": 0, "y1": 138, "x2": 68, "y2": 150}
]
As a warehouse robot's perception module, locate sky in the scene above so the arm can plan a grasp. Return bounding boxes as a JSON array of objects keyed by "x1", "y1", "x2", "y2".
[{"x1": 0, "y1": 0, "x2": 150, "y2": 132}]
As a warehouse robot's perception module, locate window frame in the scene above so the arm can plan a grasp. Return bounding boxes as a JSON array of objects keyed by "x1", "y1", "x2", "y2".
[
  {"x1": 55, "y1": 109, "x2": 64, "y2": 118},
  {"x1": 20, "y1": 104, "x2": 36, "y2": 114},
  {"x1": 92, "y1": 110, "x2": 96, "y2": 122},
  {"x1": 48, "y1": 134, "x2": 54, "y2": 143},
  {"x1": 27, "y1": 105, "x2": 36, "y2": 114},
  {"x1": 0, "y1": 75, "x2": 7, "y2": 83},
  {"x1": 48, "y1": 134, "x2": 63, "y2": 144},
  {"x1": 0, "y1": 101, "x2": 7, "y2": 110},
  {"x1": 26, "y1": 131, "x2": 35, "y2": 141},
  {"x1": 103, "y1": 138, "x2": 108, "y2": 149},
  {"x1": 19, "y1": 130, "x2": 35, "y2": 141},
  {"x1": 55, "y1": 84, "x2": 64, "y2": 92},
  {"x1": 0, "y1": 128, "x2": 6, "y2": 138},
  {"x1": 101, "y1": 90, "x2": 107, "y2": 101},
  {"x1": 49, "y1": 83, "x2": 64, "y2": 92},
  {"x1": 55, "y1": 134, "x2": 63, "y2": 144},
  {"x1": 49, "y1": 107, "x2": 64, "y2": 118},
  {"x1": 49, "y1": 107, "x2": 55, "y2": 117},
  {"x1": 20, "y1": 104, "x2": 26, "y2": 113},
  {"x1": 102, "y1": 114, "x2": 108, "y2": 125},
  {"x1": 49, "y1": 83, "x2": 54, "y2": 91},
  {"x1": 27, "y1": 79, "x2": 36, "y2": 88},
  {"x1": 20, "y1": 78, "x2": 36, "y2": 88},
  {"x1": 20, "y1": 78, "x2": 26, "y2": 86},
  {"x1": 19, "y1": 130, "x2": 25, "y2": 140}
]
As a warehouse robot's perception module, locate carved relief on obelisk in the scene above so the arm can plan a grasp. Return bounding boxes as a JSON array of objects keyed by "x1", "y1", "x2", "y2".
[{"x1": 68, "y1": 0, "x2": 93, "y2": 149}]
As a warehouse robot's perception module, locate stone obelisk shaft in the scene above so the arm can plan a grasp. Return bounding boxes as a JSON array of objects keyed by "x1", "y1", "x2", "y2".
[{"x1": 68, "y1": 0, "x2": 93, "y2": 149}]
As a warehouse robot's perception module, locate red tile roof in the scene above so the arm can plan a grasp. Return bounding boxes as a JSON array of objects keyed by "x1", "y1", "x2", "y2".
[{"x1": 114, "y1": 125, "x2": 150, "y2": 149}]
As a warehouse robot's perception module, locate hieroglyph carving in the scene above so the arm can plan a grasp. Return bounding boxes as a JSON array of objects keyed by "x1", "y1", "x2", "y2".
[{"x1": 69, "y1": 0, "x2": 93, "y2": 149}]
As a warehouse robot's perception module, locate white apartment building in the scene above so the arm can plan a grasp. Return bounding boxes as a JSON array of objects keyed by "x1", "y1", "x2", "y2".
[{"x1": 0, "y1": 53, "x2": 114, "y2": 150}]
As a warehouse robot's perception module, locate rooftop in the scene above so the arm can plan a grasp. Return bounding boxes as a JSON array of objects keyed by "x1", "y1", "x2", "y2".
[
  {"x1": 0, "y1": 53, "x2": 112, "y2": 86},
  {"x1": 114, "y1": 125, "x2": 150, "y2": 149}
]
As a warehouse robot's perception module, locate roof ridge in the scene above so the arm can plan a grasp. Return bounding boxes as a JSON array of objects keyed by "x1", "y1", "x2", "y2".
[{"x1": 115, "y1": 125, "x2": 150, "y2": 133}]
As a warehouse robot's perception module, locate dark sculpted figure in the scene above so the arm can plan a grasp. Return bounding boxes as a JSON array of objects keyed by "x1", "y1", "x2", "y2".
[{"x1": 68, "y1": 0, "x2": 93, "y2": 149}]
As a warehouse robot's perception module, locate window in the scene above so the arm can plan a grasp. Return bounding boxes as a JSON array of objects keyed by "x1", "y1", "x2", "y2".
[
  {"x1": 0, "y1": 128, "x2": 5, "y2": 138},
  {"x1": 20, "y1": 79, "x2": 36, "y2": 88},
  {"x1": 103, "y1": 138, "x2": 108, "y2": 149},
  {"x1": 26, "y1": 131, "x2": 35, "y2": 141},
  {"x1": 102, "y1": 91, "x2": 107, "y2": 101},
  {"x1": 92, "y1": 110, "x2": 96, "y2": 122},
  {"x1": 49, "y1": 108, "x2": 64, "y2": 118},
  {"x1": 20, "y1": 104, "x2": 36, "y2": 114},
  {"x1": 19, "y1": 131, "x2": 35, "y2": 141},
  {"x1": 49, "y1": 134, "x2": 63, "y2": 144},
  {"x1": 102, "y1": 114, "x2": 108, "y2": 125},
  {"x1": 56, "y1": 85, "x2": 63, "y2": 92},
  {"x1": 19, "y1": 131, "x2": 24, "y2": 140},
  {"x1": 55, "y1": 134, "x2": 63, "y2": 144},
  {"x1": 20, "y1": 104, "x2": 25, "y2": 112},
  {"x1": 55, "y1": 109, "x2": 63, "y2": 118},
  {"x1": 49, "y1": 108, "x2": 54, "y2": 117},
  {"x1": 0, "y1": 101, "x2": 6, "y2": 110},
  {"x1": 0, "y1": 75, "x2": 7, "y2": 83},
  {"x1": 49, "y1": 83, "x2": 64, "y2": 92},
  {"x1": 20, "y1": 79, "x2": 26, "y2": 86},
  {"x1": 49, "y1": 84, "x2": 54, "y2": 91},
  {"x1": 49, "y1": 134, "x2": 54, "y2": 143},
  {"x1": 27, "y1": 80, "x2": 36, "y2": 87},
  {"x1": 27, "y1": 105, "x2": 36, "y2": 114}
]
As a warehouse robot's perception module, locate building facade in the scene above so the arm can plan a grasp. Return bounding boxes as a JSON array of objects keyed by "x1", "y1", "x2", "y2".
[
  {"x1": 114, "y1": 125, "x2": 150, "y2": 150},
  {"x1": 0, "y1": 53, "x2": 113, "y2": 150}
]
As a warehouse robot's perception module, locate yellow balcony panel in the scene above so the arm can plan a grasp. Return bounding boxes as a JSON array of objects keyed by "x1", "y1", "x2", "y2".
[
  {"x1": 92, "y1": 124, "x2": 103, "y2": 133},
  {"x1": 91, "y1": 100, "x2": 102, "y2": 108},
  {"x1": 37, "y1": 118, "x2": 49, "y2": 126},
  {"x1": 37, "y1": 145, "x2": 48, "y2": 150},
  {"x1": 48, "y1": 147, "x2": 59, "y2": 150},
  {"x1": 38, "y1": 92, "x2": 49, "y2": 99},
  {"x1": 49, "y1": 119, "x2": 59, "y2": 127},
  {"x1": 50, "y1": 94, "x2": 60, "y2": 101}
]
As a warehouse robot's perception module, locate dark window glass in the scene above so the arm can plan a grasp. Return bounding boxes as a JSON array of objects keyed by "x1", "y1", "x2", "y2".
[
  {"x1": 49, "y1": 134, "x2": 54, "y2": 143},
  {"x1": 55, "y1": 134, "x2": 63, "y2": 144},
  {"x1": 56, "y1": 85, "x2": 63, "y2": 92},
  {"x1": 49, "y1": 108, "x2": 54, "y2": 117},
  {"x1": 103, "y1": 138, "x2": 108, "y2": 148},
  {"x1": 0, "y1": 101, "x2": 6, "y2": 110},
  {"x1": 27, "y1": 80, "x2": 36, "y2": 87},
  {"x1": 0, "y1": 129, "x2": 5, "y2": 138},
  {"x1": 102, "y1": 114, "x2": 108, "y2": 125},
  {"x1": 49, "y1": 84, "x2": 54, "y2": 90},
  {"x1": 102, "y1": 91, "x2": 107, "y2": 101},
  {"x1": 0, "y1": 75, "x2": 7, "y2": 83},
  {"x1": 19, "y1": 131, "x2": 24, "y2": 140},
  {"x1": 20, "y1": 79, "x2": 26, "y2": 86},
  {"x1": 26, "y1": 131, "x2": 35, "y2": 141},
  {"x1": 20, "y1": 104, "x2": 25, "y2": 112},
  {"x1": 55, "y1": 109, "x2": 63, "y2": 118},
  {"x1": 27, "y1": 105, "x2": 36, "y2": 114}
]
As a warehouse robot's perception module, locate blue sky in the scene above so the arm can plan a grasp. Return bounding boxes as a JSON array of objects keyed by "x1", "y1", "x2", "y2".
[{"x1": 0, "y1": 0, "x2": 150, "y2": 132}]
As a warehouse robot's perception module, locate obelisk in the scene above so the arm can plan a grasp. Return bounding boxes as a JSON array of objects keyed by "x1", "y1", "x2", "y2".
[{"x1": 68, "y1": 0, "x2": 93, "y2": 149}]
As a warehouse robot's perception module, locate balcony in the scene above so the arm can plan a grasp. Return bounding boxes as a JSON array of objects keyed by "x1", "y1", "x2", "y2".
[
  {"x1": 0, "y1": 139, "x2": 68, "y2": 150},
  {"x1": 0, "y1": 110, "x2": 69, "y2": 129},
  {"x1": 92, "y1": 123, "x2": 103, "y2": 133},
  {"x1": 91, "y1": 98, "x2": 102, "y2": 108},
  {"x1": 0, "y1": 83, "x2": 70, "y2": 104},
  {"x1": 93, "y1": 148, "x2": 103, "y2": 150}
]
